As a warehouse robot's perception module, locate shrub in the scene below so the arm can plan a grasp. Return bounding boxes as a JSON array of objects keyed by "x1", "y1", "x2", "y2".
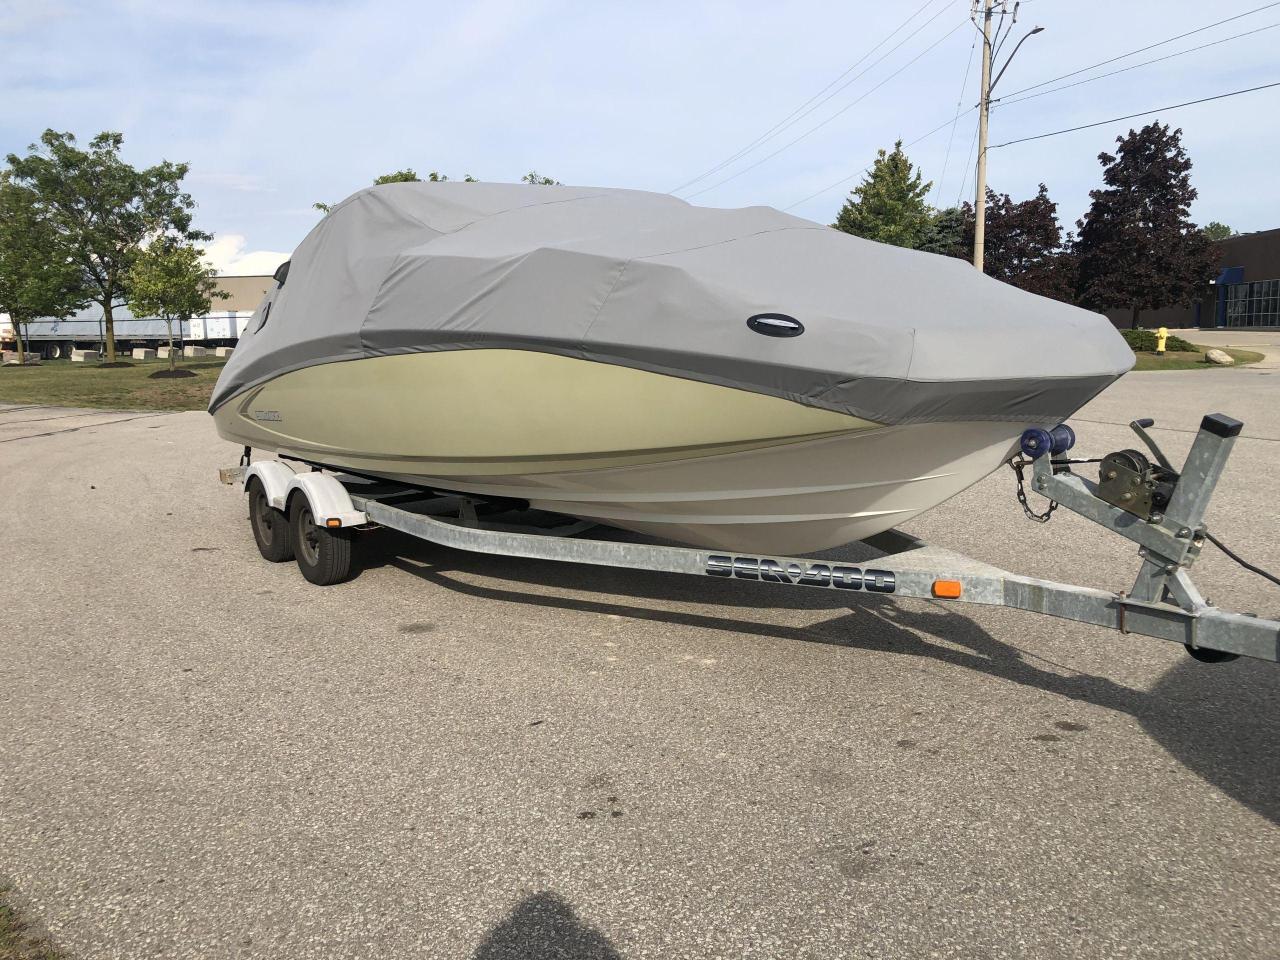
[{"x1": 1120, "y1": 328, "x2": 1197, "y2": 352}]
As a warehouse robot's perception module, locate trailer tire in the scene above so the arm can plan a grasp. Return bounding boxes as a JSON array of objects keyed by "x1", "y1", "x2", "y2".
[
  {"x1": 290, "y1": 496, "x2": 353, "y2": 585},
  {"x1": 248, "y1": 478, "x2": 294, "y2": 562}
]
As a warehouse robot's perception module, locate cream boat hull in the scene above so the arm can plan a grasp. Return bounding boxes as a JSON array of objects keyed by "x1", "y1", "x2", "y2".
[{"x1": 213, "y1": 350, "x2": 1025, "y2": 554}]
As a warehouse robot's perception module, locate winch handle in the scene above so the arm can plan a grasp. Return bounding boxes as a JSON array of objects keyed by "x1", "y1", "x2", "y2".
[{"x1": 1128, "y1": 418, "x2": 1176, "y2": 472}]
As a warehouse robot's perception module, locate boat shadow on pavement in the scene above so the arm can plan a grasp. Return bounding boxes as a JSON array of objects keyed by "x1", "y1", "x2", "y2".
[
  {"x1": 359, "y1": 529, "x2": 1280, "y2": 827},
  {"x1": 472, "y1": 891, "x2": 621, "y2": 960}
]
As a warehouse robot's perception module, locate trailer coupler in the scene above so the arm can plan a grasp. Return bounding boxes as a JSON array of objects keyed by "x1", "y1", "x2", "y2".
[{"x1": 1012, "y1": 412, "x2": 1279, "y2": 663}]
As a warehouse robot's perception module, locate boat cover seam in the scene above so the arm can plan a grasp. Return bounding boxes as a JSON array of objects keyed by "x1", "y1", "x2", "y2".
[{"x1": 579, "y1": 258, "x2": 632, "y2": 346}]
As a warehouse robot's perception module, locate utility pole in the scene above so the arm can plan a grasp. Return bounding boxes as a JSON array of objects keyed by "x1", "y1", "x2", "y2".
[
  {"x1": 971, "y1": 2, "x2": 1043, "y2": 272},
  {"x1": 973, "y1": 0, "x2": 994, "y2": 272}
]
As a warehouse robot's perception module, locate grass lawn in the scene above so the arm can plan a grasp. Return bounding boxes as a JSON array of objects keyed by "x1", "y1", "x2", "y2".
[
  {"x1": 1131, "y1": 345, "x2": 1264, "y2": 372},
  {"x1": 0, "y1": 886, "x2": 62, "y2": 960},
  {"x1": 0, "y1": 358, "x2": 225, "y2": 411}
]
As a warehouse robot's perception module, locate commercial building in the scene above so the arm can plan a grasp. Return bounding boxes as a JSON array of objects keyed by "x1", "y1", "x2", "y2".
[{"x1": 1108, "y1": 227, "x2": 1280, "y2": 329}]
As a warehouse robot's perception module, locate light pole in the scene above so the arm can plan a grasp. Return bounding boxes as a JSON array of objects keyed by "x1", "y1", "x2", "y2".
[{"x1": 973, "y1": 2, "x2": 1043, "y2": 272}]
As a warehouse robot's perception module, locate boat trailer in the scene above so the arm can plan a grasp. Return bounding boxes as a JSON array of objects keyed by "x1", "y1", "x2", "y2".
[{"x1": 221, "y1": 412, "x2": 1280, "y2": 665}]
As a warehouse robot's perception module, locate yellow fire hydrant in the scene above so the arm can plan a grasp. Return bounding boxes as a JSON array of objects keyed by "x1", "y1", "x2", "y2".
[{"x1": 1156, "y1": 326, "x2": 1169, "y2": 356}]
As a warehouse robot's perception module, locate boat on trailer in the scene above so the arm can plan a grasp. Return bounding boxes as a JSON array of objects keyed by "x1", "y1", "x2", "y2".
[
  {"x1": 208, "y1": 181, "x2": 1131, "y2": 555},
  {"x1": 210, "y1": 182, "x2": 1278, "y2": 666}
]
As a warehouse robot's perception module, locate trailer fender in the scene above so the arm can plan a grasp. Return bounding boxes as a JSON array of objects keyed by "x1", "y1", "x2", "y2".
[
  {"x1": 243, "y1": 461, "x2": 296, "y2": 511},
  {"x1": 284, "y1": 471, "x2": 368, "y2": 528}
]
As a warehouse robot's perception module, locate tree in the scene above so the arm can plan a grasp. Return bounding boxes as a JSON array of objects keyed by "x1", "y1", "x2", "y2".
[
  {"x1": 832, "y1": 140, "x2": 932, "y2": 249},
  {"x1": 314, "y1": 169, "x2": 481, "y2": 213},
  {"x1": 965, "y1": 184, "x2": 1075, "y2": 302},
  {"x1": 1074, "y1": 123, "x2": 1215, "y2": 328},
  {"x1": 373, "y1": 169, "x2": 422, "y2": 185},
  {"x1": 0, "y1": 177, "x2": 86, "y2": 363},
  {"x1": 5, "y1": 130, "x2": 208, "y2": 363},
  {"x1": 918, "y1": 206, "x2": 969, "y2": 259},
  {"x1": 521, "y1": 171, "x2": 560, "y2": 185},
  {"x1": 1203, "y1": 221, "x2": 1236, "y2": 242},
  {"x1": 127, "y1": 239, "x2": 226, "y2": 374}
]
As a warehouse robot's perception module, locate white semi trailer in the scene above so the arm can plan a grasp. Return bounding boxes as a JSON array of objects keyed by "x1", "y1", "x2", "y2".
[
  {"x1": 0, "y1": 275, "x2": 272, "y2": 359},
  {"x1": 0, "y1": 312, "x2": 255, "y2": 359}
]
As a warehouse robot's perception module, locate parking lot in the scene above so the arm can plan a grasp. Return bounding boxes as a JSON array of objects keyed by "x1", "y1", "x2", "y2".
[{"x1": 2, "y1": 365, "x2": 1278, "y2": 959}]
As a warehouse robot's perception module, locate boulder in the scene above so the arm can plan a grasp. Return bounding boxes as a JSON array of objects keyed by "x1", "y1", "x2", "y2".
[
  {"x1": 215, "y1": 346, "x2": 235, "y2": 358},
  {"x1": 2, "y1": 350, "x2": 20, "y2": 365},
  {"x1": 132, "y1": 347, "x2": 157, "y2": 360},
  {"x1": 71, "y1": 349, "x2": 100, "y2": 363},
  {"x1": 1205, "y1": 348, "x2": 1235, "y2": 366},
  {"x1": 157, "y1": 346, "x2": 176, "y2": 359},
  {"x1": 183, "y1": 345, "x2": 209, "y2": 358}
]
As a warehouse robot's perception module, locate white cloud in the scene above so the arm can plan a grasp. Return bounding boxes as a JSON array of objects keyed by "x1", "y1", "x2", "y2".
[{"x1": 203, "y1": 234, "x2": 289, "y2": 276}]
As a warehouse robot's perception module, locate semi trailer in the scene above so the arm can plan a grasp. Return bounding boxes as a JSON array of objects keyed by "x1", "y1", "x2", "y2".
[{"x1": 0, "y1": 275, "x2": 272, "y2": 359}]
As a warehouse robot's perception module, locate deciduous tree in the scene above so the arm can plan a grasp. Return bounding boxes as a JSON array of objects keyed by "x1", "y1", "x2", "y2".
[
  {"x1": 1074, "y1": 123, "x2": 1215, "y2": 328},
  {"x1": 373, "y1": 169, "x2": 422, "y2": 185},
  {"x1": 832, "y1": 140, "x2": 932, "y2": 249},
  {"x1": 1203, "y1": 221, "x2": 1235, "y2": 242},
  {"x1": 965, "y1": 184, "x2": 1074, "y2": 301},
  {"x1": 5, "y1": 130, "x2": 208, "y2": 363},
  {"x1": 0, "y1": 177, "x2": 86, "y2": 363},
  {"x1": 314, "y1": 169, "x2": 484, "y2": 212},
  {"x1": 127, "y1": 239, "x2": 226, "y2": 374}
]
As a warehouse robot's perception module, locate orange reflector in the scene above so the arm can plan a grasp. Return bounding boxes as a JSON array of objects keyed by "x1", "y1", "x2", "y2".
[
  {"x1": 326, "y1": 518, "x2": 342, "y2": 528},
  {"x1": 932, "y1": 579, "x2": 963, "y2": 599}
]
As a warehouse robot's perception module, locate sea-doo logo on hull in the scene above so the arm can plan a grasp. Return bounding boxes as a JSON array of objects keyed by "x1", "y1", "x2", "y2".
[
  {"x1": 252, "y1": 410, "x2": 283, "y2": 422},
  {"x1": 706, "y1": 554, "x2": 896, "y2": 592}
]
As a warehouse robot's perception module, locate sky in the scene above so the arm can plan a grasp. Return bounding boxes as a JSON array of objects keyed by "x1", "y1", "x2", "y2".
[{"x1": 3, "y1": 0, "x2": 1277, "y2": 274}]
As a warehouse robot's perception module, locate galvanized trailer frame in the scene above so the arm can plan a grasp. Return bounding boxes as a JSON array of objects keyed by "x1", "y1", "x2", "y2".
[{"x1": 223, "y1": 412, "x2": 1280, "y2": 665}]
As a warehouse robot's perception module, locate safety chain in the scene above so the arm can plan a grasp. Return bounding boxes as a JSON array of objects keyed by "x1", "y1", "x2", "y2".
[{"x1": 1009, "y1": 457, "x2": 1057, "y2": 523}]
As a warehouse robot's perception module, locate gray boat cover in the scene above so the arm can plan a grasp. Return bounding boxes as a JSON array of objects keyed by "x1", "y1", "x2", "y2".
[{"x1": 209, "y1": 182, "x2": 1132, "y2": 423}]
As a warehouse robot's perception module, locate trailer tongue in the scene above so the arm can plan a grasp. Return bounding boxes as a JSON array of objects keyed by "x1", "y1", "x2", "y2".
[{"x1": 222, "y1": 411, "x2": 1279, "y2": 666}]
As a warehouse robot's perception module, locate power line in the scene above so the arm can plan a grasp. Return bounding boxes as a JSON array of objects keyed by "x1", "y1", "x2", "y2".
[
  {"x1": 782, "y1": 105, "x2": 976, "y2": 212},
  {"x1": 989, "y1": 80, "x2": 1280, "y2": 148},
  {"x1": 934, "y1": 32, "x2": 978, "y2": 205},
  {"x1": 670, "y1": 0, "x2": 951, "y2": 195},
  {"x1": 996, "y1": 20, "x2": 1280, "y2": 108},
  {"x1": 685, "y1": 18, "x2": 968, "y2": 200},
  {"x1": 996, "y1": 1, "x2": 1280, "y2": 102}
]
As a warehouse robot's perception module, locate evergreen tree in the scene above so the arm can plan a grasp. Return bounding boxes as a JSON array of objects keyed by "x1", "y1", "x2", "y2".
[
  {"x1": 1074, "y1": 123, "x2": 1214, "y2": 328},
  {"x1": 918, "y1": 206, "x2": 968, "y2": 259},
  {"x1": 833, "y1": 140, "x2": 932, "y2": 249}
]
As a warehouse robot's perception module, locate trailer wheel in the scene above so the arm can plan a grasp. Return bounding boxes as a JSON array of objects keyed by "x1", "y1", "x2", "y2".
[
  {"x1": 248, "y1": 478, "x2": 294, "y2": 562},
  {"x1": 290, "y1": 497, "x2": 352, "y2": 585}
]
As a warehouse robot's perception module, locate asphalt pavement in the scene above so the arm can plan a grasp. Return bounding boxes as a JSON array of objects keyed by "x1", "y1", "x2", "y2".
[{"x1": 1, "y1": 365, "x2": 1278, "y2": 959}]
